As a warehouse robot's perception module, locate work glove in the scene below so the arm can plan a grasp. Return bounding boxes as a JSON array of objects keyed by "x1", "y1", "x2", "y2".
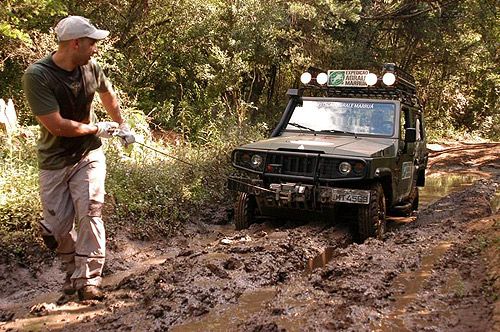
[
  {"x1": 116, "y1": 122, "x2": 136, "y2": 147},
  {"x1": 95, "y1": 121, "x2": 119, "y2": 138}
]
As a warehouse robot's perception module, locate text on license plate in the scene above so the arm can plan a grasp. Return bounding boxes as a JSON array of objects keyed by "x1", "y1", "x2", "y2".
[{"x1": 329, "y1": 188, "x2": 370, "y2": 204}]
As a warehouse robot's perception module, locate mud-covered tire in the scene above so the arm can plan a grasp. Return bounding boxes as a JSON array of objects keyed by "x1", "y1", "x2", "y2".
[
  {"x1": 234, "y1": 192, "x2": 257, "y2": 230},
  {"x1": 357, "y1": 183, "x2": 386, "y2": 242}
]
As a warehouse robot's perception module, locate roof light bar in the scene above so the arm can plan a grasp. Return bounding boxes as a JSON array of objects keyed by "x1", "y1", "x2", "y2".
[{"x1": 298, "y1": 63, "x2": 418, "y2": 104}]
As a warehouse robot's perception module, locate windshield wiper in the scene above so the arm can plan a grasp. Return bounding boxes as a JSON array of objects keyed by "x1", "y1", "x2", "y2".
[
  {"x1": 320, "y1": 129, "x2": 358, "y2": 138},
  {"x1": 288, "y1": 122, "x2": 316, "y2": 133}
]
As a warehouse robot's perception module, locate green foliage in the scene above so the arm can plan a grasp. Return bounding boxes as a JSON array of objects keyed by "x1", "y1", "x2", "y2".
[
  {"x1": 3, "y1": 0, "x2": 497, "y2": 139},
  {"x1": 0, "y1": 127, "x2": 47, "y2": 264},
  {"x1": 0, "y1": 0, "x2": 63, "y2": 125}
]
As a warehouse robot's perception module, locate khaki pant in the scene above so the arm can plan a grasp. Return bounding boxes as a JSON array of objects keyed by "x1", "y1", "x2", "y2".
[{"x1": 38, "y1": 148, "x2": 106, "y2": 289}]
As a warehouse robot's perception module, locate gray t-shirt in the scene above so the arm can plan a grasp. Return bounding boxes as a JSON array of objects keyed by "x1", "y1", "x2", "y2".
[{"x1": 22, "y1": 54, "x2": 112, "y2": 169}]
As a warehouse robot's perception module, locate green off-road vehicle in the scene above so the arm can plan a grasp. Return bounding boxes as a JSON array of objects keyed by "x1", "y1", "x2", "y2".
[{"x1": 228, "y1": 64, "x2": 428, "y2": 242}]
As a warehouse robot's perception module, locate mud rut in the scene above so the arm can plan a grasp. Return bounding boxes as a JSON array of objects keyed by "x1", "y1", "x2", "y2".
[{"x1": 0, "y1": 143, "x2": 499, "y2": 332}]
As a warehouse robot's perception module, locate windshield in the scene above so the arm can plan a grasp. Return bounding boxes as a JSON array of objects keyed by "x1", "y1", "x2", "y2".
[{"x1": 285, "y1": 99, "x2": 396, "y2": 136}]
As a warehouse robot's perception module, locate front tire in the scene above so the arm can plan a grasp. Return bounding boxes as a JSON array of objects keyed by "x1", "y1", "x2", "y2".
[
  {"x1": 357, "y1": 183, "x2": 386, "y2": 242},
  {"x1": 234, "y1": 192, "x2": 257, "y2": 230}
]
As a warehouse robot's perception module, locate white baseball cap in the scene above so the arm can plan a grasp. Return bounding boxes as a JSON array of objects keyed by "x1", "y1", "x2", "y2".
[{"x1": 55, "y1": 16, "x2": 109, "y2": 42}]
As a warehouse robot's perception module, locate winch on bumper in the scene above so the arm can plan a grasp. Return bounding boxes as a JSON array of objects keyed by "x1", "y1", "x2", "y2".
[{"x1": 228, "y1": 176, "x2": 370, "y2": 208}]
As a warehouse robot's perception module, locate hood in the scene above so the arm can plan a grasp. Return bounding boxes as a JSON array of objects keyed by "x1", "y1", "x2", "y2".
[{"x1": 240, "y1": 134, "x2": 396, "y2": 158}]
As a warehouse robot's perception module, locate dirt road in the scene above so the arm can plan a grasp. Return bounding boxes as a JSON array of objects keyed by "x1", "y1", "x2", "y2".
[{"x1": 1, "y1": 142, "x2": 499, "y2": 331}]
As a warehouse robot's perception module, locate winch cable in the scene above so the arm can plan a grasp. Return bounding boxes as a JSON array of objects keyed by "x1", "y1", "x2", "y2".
[
  {"x1": 134, "y1": 141, "x2": 198, "y2": 168},
  {"x1": 133, "y1": 141, "x2": 275, "y2": 194}
]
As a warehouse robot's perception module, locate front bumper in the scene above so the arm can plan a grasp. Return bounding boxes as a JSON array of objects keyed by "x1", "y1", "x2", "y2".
[{"x1": 228, "y1": 176, "x2": 370, "y2": 207}]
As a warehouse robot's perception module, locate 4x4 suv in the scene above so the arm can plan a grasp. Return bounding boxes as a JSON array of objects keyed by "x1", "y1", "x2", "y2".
[{"x1": 228, "y1": 64, "x2": 428, "y2": 242}]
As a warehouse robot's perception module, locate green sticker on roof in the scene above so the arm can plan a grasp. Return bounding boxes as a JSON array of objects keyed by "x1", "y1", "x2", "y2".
[{"x1": 327, "y1": 70, "x2": 369, "y2": 87}]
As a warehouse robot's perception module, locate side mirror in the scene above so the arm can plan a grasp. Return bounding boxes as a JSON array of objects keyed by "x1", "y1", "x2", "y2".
[{"x1": 405, "y1": 128, "x2": 417, "y2": 143}]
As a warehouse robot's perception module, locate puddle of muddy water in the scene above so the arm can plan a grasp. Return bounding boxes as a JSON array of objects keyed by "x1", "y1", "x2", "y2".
[
  {"x1": 170, "y1": 288, "x2": 276, "y2": 331},
  {"x1": 419, "y1": 174, "x2": 482, "y2": 209},
  {"x1": 373, "y1": 241, "x2": 452, "y2": 332}
]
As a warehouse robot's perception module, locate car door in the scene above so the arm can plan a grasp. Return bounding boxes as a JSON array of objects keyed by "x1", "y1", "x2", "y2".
[{"x1": 395, "y1": 106, "x2": 417, "y2": 201}]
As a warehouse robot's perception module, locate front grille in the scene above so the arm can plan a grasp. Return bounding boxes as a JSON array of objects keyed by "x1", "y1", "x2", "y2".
[
  {"x1": 263, "y1": 152, "x2": 366, "y2": 180},
  {"x1": 266, "y1": 153, "x2": 318, "y2": 177},
  {"x1": 318, "y1": 158, "x2": 340, "y2": 178}
]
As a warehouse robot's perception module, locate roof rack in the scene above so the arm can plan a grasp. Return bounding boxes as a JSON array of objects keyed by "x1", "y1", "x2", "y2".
[
  {"x1": 295, "y1": 63, "x2": 421, "y2": 107},
  {"x1": 324, "y1": 86, "x2": 420, "y2": 107}
]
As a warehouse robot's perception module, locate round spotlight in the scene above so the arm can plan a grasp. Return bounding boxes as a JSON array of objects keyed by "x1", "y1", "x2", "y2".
[
  {"x1": 316, "y1": 72, "x2": 328, "y2": 85},
  {"x1": 365, "y1": 73, "x2": 378, "y2": 86},
  {"x1": 382, "y1": 72, "x2": 396, "y2": 86},
  {"x1": 300, "y1": 72, "x2": 312, "y2": 85},
  {"x1": 338, "y1": 162, "x2": 352, "y2": 175}
]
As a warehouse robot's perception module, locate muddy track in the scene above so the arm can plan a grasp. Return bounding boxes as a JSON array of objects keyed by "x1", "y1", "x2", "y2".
[{"x1": 0, "y1": 142, "x2": 499, "y2": 332}]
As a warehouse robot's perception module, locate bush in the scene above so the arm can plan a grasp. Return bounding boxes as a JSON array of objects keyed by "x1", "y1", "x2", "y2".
[{"x1": 0, "y1": 127, "x2": 48, "y2": 264}]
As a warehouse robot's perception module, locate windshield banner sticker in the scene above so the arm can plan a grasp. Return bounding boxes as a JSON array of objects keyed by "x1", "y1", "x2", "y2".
[{"x1": 337, "y1": 103, "x2": 375, "y2": 109}]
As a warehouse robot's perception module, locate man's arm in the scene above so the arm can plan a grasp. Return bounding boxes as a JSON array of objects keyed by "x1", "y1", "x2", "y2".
[
  {"x1": 37, "y1": 112, "x2": 117, "y2": 138},
  {"x1": 99, "y1": 90, "x2": 124, "y2": 125},
  {"x1": 37, "y1": 111, "x2": 98, "y2": 137}
]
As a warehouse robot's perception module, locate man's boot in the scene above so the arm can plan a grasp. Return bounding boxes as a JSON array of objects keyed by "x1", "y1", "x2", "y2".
[
  {"x1": 78, "y1": 285, "x2": 104, "y2": 301},
  {"x1": 62, "y1": 274, "x2": 76, "y2": 295}
]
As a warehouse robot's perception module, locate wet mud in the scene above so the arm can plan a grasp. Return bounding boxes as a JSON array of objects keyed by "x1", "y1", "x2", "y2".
[{"x1": 0, "y1": 142, "x2": 499, "y2": 331}]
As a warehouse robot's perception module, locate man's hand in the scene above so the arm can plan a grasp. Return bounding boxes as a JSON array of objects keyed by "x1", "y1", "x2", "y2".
[
  {"x1": 116, "y1": 123, "x2": 136, "y2": 146},
  {"x1": 95, "y1": 121, "x2": 119, "y2": 138}
]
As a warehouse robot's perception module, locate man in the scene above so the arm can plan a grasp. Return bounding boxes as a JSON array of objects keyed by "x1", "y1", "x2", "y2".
[{"x1": 22, "y1": 16, "x2": 131, "y2": 300}]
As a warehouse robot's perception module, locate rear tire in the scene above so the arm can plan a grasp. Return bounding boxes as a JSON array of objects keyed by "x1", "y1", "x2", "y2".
[
  {"x1": 234, "y1": 192, "x2": 257, "y2": 230},
  {"x1": 357, "y1": 183, "x2": 386, "y2": 242}
]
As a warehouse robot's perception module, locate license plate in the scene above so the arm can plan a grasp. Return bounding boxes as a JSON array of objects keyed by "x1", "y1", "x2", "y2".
[{"x1": 329, "y1": 188, "x2": 370, "y2": 204}]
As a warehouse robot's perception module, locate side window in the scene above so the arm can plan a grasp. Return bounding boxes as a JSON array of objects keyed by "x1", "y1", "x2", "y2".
[
  {"x1": 416, "y1": 113, "x2": 423, "y2": 141},
  {"x1": 401, "y1": 107, "x2": 420, "y2": 141},
  {"x1": 400, "y1": 108, "x2": 412, "y2": 140},
  {"x1": 400, "y1": 110, "x2": 406, "y2": 140}
]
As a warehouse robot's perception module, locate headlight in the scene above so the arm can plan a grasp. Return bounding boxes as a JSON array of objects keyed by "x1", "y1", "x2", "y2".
[
  {"x1": 251, "y1": 154, "x2": 263, "y2": 168},
  {"x1": 339, "y1": 162, "x2": 352, "y2": 175},
  {"x1": 233, "y1": 150, "x2": 266, "y2": 172}
]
